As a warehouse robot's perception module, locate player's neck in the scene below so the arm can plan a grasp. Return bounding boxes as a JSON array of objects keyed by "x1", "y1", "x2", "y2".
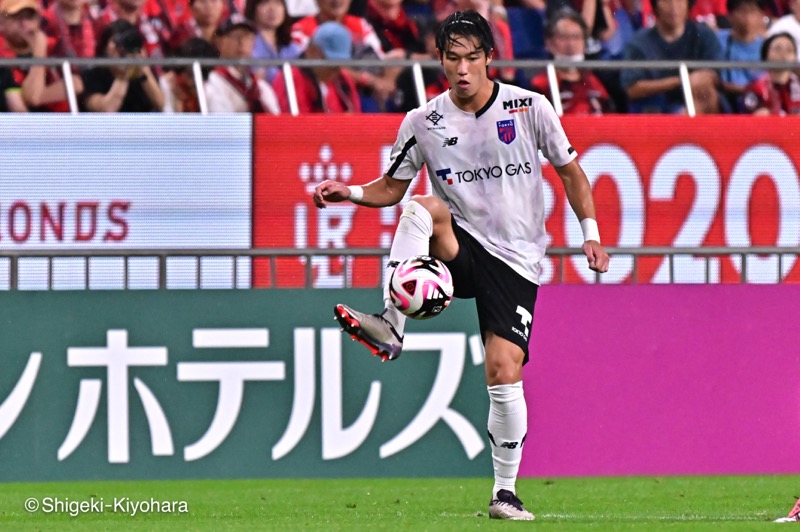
[{"x1": 449, "y1": 79, "x2": 495, "y2": 113}]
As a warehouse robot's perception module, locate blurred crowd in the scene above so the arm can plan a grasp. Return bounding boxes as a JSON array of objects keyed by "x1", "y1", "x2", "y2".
[{"x1": 0, "y1": 0, "x2": 798, "y2": 114}]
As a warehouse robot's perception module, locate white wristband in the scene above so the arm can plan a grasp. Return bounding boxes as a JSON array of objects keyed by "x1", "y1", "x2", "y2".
[
  {"x1": 347, "y1": 185, "x2": 364, "y2": 204},
  {"x1": 580, "y1": 218, "x2": 601, "y2": 243}
]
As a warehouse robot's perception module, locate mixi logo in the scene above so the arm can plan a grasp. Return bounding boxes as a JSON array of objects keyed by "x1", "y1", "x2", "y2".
[{"x1": 502, "y1": 98, "x2": 532, "y2": 114}]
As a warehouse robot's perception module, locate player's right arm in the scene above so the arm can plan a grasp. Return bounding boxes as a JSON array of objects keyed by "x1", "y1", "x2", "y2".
[
  {"x1": 315, "y1": 112, "x2": 421, "y2": 209},
  {"x1": 313, "y1": 173, "x2": 412, "y2": 209}
]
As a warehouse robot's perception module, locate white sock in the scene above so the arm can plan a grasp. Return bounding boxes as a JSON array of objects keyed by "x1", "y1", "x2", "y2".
[
  {"x1": 487, "y1": 381, "x2": 527, "y2": 499},
  {"x1": 382, "y1": 201, "x2": 432, "y2": 335}
]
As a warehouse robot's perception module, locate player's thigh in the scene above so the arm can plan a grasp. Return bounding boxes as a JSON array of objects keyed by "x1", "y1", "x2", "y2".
[
  {"x1": 473, "y1": 251, "x2": 538, "y2": 366},
  {"x1": 408, "y1": 194, "x2": 459, "y2": 261}
]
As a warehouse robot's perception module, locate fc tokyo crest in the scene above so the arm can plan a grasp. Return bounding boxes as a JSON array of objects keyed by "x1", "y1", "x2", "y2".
[{"x1": 496, "y1": 119, "x2": 516, "y2": 144}]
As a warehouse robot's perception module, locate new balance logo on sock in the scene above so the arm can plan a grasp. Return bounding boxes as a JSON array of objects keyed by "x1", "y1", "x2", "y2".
[{"x1": 500, "y1": 441, "x2": 519, "y2": 449}]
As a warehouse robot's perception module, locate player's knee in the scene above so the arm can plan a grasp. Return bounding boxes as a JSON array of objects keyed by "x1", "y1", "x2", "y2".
[
  {"x1": 485, "y1": 357, "x2": 522, "y2": 386},
  {"x1": 408, "y1": 195, "x2": 448, "y2": 222},
  {"x1": 398, "y1": 199, "x2": 434, "y2": 236}
]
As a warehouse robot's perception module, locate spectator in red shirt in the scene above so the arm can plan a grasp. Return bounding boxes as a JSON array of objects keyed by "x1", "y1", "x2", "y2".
[
  {"x1": 168, "y1": 0, "x2": 224, "y2": 51},
  {"x1": 365, "y1": 0, "x2": 425, "y2": 57},
  {"x1": 145, "y1": 0, "x2": 191, "y2": 32},
  {"x1": 690, "y1": 0, "x2": 727, "y2": 28},
  {"x1": 273, "y1": 20, "x2": 362, "y2": 111},
  {"x1": 161, "y1": 35, "x2": 218, "y2": 111},
  {"x1": 95, "y1": 0, "x2": 171, "y2": 57},
  {"x1": 43, "y1": 0, "x2": 97, "y2": 57},
  {"x1": 291, "y1": 0, "x2": 385, "y2": 55},
  {"x1": 741, "y1": 32, "x2": 800, "y2": 114},
  {"x1": 0, "y1": 0, "x2": 82, "y2": 111},
  {"x1": 531, "y1": 8, "x2": 611, "y2": 113},
  {"x1": 292, "y1": 0, "x2": 401, "y2": 110}
]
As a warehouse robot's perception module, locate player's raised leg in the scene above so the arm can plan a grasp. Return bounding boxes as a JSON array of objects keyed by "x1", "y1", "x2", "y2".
[
  {"x1": 484, "y1": 333, "x2": 535, "y2": 520},
  {"x1": 334, "y1": 195, "x2": 455, "y2": 361}
]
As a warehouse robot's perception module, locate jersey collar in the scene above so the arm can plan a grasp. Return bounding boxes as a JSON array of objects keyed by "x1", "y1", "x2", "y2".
[{"x1": 475, "y1": 81, "x2": 499, "y2": 119}]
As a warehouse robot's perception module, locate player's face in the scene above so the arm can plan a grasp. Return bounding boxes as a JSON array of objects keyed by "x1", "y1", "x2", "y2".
[{"x1": 437, "y1": 35, "x2": 492, "y2": 101}]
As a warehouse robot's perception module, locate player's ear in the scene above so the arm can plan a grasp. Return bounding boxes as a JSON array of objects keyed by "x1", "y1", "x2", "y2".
[{"x1": 485, "y1": 48, "x2": 494, "y2": 66}]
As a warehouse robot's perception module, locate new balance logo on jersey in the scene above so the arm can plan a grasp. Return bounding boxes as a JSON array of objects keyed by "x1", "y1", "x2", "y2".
[{"x1": 442, "y1": 137, "x2": 458, "y2": 147}]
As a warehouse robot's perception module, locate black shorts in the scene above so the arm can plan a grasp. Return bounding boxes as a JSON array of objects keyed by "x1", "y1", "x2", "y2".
[{"x1": 441, "y1": 217, "x2": 538, "y2": 364}]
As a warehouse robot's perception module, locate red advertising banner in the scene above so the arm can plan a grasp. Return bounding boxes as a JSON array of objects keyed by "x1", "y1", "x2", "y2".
[{"x1": 254, "y1": 115, "x2": 800, "y2": 286}]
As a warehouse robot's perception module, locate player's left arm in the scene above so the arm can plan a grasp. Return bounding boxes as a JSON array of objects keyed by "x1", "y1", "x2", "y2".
[{"x1": 555, "y1": 159, "x2": 610, "y2": 273}]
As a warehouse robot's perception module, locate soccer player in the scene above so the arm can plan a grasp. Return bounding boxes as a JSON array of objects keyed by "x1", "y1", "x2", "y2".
[{"x1": 312, "y1": 9, "x2": 609, "y2": 521}]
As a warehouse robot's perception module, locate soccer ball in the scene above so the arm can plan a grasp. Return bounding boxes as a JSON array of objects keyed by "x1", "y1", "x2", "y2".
[{"x1": 389, "y1": 255, "x2": 454, "y2": 320}]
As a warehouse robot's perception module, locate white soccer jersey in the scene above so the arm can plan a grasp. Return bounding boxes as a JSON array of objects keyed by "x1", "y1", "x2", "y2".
[{"x1": 385, "y1": 81, "x2": 577, "y2": 285}]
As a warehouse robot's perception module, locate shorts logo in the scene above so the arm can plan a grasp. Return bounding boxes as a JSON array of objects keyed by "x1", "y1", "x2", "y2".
[
  {"x1": 435, "y1": 168, "x2": 453, "y2": 185},
  {"x1": 513, "y1": 305, "x2": 532, "y2": 340},
  {"x1": 496, "y1": 119, "x2": 516, "y2": 145}
]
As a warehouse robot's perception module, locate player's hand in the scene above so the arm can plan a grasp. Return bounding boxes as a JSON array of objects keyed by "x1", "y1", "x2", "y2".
[
  {"x1": 313, "y1": 180, "x2": 351, "y2": 209},
  {"x1": 582, "y1": 240, "x2": 609, "y2": 273}
]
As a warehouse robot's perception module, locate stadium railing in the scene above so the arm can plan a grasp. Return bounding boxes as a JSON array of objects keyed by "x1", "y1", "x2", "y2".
[
  {"x1": 1, "y1": 57, "x2": 798, "y2": 117},
  {"x1": 0, "y1": 246, "x2": 797, "y2": 289}
]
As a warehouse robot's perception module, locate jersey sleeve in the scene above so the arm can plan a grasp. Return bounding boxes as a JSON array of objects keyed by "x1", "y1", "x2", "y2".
[
  {"x1": 533, "y1": 96, "x2": 577, "y2": 168},
  {"x1": 384, "y1": 112, "x2": 424, "y2": 180}
]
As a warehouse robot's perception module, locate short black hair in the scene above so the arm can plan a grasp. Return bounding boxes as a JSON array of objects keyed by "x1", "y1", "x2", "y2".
[
  {"x1": 171, "y1": 37, "x2": 220, "y2": 80},
  {"x1": 726, "y1": 0, "x2": 766, "y2": 13},
  {"x1": 96, "y1": 20, "x2": 143, "y2": 58},
  {"x1": 435, "y1": 10, "x2": 494, "y2": 58},
  {"x1": 760, "y1": 31, "x2": 797, "y2": 61},
  {"x1": 545, "y1": 7, "x2": 588, "y2": 40}
]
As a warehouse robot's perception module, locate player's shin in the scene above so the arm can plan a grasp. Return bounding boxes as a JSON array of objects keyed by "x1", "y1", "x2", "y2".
[
  {"x1": 382, "y1": 201, "x2": 433, "y2": 334},
  {"x1": 487, "y1": 382, "x2": 527, "y2": 498}
]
